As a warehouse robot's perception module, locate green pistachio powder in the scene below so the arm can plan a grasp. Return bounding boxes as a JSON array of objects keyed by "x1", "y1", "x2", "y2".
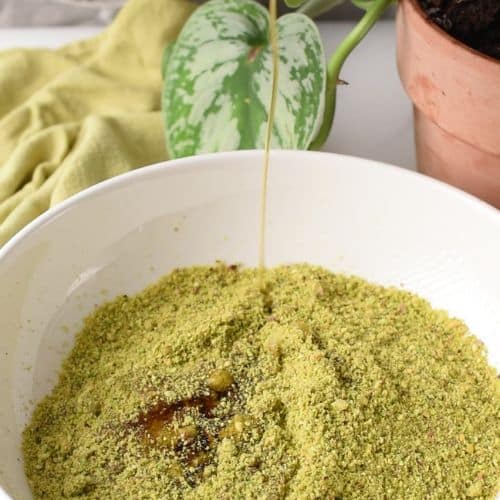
[{"x1": 23, "y1": 264, "x2": 500, "y2": 499}]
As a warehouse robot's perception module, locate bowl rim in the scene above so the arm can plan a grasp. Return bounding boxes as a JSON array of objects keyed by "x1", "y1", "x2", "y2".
[{"x1": 0, "y1": 150, "x2": 499, "y2": 265}]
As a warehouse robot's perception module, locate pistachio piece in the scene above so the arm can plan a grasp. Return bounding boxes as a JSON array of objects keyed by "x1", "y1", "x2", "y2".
[
  {"x1": 207, "y1": 369, "x2": 234, "y2": 393},
  {"x1": 220, "y1": 414, "x2": 253, "y2": 438},
  {"x1": 178, "y1": 425, "x2": 197, "y2": 444}
]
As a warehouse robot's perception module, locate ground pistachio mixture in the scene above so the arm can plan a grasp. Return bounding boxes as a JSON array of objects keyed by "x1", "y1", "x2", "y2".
[{"x1": 23, "y1": 264, "x2": 500, "y2": 499}]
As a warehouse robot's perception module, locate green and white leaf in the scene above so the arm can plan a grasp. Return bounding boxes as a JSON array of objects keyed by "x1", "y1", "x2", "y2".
[{"x1": 162, "y1": 0, "x2": 326, "y2": 159}]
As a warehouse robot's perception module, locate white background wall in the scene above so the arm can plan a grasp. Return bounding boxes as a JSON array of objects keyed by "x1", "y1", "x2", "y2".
[
  {"x1": 0, "y1": 0, "x2": 395, "y2": 26},
  {"x1": 0, "y1": 0, "x2": 121, "y2": 26}
]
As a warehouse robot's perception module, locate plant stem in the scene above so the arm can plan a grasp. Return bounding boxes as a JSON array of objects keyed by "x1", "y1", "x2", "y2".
[
  {"x1": 298, "y1": 0, "x2": 347, "y2": 20},
  {"x1": 309, "y1": 0, "x2": 393, "y2": 150}
]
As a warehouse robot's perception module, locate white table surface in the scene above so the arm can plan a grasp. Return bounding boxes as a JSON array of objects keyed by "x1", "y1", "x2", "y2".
[{"x1": 0, "y1": 21, "x2": 416, "y2": 170}]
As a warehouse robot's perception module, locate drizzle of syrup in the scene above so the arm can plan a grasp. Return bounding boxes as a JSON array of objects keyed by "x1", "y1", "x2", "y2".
[
  {"x1": 258, "y1": 0, "x2": 279, "y2": 284},
  {"x1": 135, "y1": 392, "x2": 220, "y2": 433},
  {"x1": 130, "y1": 390, "x2": 232, "y2": 484}
]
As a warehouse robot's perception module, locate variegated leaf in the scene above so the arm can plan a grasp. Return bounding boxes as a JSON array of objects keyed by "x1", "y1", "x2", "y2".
[{"x1": 162, "y1": 0, "x2": 326, "y2": 159}]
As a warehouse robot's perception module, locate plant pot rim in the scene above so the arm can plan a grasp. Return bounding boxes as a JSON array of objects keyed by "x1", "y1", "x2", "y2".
[{"x1": 405, "y1": 0, "x2": 500, "y2": 67}]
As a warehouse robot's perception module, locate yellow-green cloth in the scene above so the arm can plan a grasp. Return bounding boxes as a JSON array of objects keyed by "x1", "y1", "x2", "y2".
[{"x1": 0, "y1": 0, "x2": 195, "y2": 246}]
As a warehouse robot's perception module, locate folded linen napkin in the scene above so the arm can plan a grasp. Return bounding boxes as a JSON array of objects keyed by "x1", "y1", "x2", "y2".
[{"x1": 0, "y1": 0, "x2": 195, "y2": 246}]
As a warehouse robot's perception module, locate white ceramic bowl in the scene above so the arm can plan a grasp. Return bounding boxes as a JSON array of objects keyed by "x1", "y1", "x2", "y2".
[{"x1": 0, "y1": 150, "x2": 499, "y2": 499}]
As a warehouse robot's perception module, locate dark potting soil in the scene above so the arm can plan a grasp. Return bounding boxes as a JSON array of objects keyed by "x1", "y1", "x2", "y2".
[{"x1": 418, "y1": 0, "x2": 500, "y2": 60}]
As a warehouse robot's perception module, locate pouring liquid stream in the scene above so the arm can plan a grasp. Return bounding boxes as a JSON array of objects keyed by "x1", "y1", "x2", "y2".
[{"x1": 258, "y1": 0, "x2": 279, "y2": 288}]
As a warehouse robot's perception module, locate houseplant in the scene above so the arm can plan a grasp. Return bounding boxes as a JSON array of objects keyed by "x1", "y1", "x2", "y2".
[
  {"x1": 162, "y1": 0, "x2": 500, "y2": 206},
  {"x1": 162, "y1": 0, "x2": 393, "y2": 156}
]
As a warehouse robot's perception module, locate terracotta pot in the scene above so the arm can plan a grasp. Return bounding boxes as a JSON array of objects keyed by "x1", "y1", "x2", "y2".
[{"x1": 396, "y1": 0, "x2": 500, "y2": 208}]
